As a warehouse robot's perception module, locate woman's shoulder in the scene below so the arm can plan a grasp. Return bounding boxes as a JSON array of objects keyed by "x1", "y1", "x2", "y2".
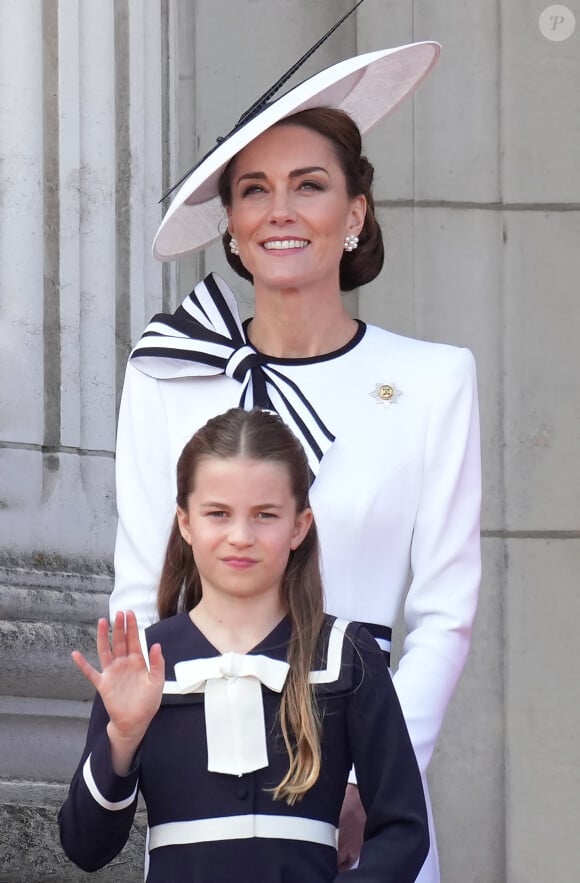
[
  {"x1": 363, "y1": 322, "x2": 475, "y2": 363},
  {"x1": 357, "y1": 324, "x2": 477, "y2": 393}
]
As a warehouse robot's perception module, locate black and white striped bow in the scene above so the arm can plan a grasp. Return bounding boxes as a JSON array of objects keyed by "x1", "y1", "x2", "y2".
[{"x1": 130, "y1": 273, "x2": 335, "y2": 475}]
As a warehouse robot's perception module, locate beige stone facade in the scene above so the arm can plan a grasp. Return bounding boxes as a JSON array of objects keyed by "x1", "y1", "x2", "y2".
[{"x1": 1, "y1": 1, "x2": 578, "y2": 879}]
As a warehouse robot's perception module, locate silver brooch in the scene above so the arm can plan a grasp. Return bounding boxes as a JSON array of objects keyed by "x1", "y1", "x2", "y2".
[{"x1": 370, "y1": 382, "x2": 402, "y2": 407}]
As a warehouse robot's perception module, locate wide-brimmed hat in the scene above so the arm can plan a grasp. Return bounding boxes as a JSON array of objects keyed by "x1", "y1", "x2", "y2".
[{"x1": 153, "y1": 40, "x2": 441, "y2": 261}]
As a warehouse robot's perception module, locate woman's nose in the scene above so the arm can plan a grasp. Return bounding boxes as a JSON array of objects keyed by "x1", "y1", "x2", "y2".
[{"x1": 269, "y1": 188, "x2": 296, "y2": 223}]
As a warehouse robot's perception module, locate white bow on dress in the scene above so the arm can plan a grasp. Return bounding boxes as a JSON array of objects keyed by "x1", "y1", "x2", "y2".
[{"x1": 173, "y1": 652, "x2": 290, "y2": 776}]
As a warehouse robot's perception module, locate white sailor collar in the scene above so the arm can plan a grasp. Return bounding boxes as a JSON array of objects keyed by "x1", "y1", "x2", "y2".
[{"x1": 140, "y1": 615, "x2": 352, "y2": 777}]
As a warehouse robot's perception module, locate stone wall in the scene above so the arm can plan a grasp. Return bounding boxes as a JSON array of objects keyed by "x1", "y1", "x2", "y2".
[
  {"x1": 0, "y1": 0, "x2": 173, "y2": 878},
  {"x1": 1, "y1": 1, "x2": 579, "y2": 880}
]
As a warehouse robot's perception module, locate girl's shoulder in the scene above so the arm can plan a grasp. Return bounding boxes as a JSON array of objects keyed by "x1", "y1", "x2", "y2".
[
  {"x1": 145, "y1": 611, "x2": 190, "y2": 644},
  {"x1": 144, "y1": 612, "x2": 209, "y2": 675},
  {"x1": 313, "y1": 615, "x2": 389, "y2": 694}
]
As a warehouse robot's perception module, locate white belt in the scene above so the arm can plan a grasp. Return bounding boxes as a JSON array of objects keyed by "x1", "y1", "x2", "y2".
[{"x1": 149, "y1": 814, "x2": 337, "y2": 851}]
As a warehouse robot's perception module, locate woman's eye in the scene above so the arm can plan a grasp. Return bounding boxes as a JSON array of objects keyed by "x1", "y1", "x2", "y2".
[
  {"x1": 257, "y1": 511, "x2": 277, "y2": 520},
  {"x1": 299, "y1": 180, "x2": 323, "y2": 191},
  {"x1": 241, "y1": 184, "x2": 265, "y2": 197},
  {"x1": 207, "y1": 510, "x2": 227, "y2": 519}
]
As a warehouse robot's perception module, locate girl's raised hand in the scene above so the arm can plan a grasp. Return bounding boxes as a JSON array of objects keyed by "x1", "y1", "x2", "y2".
[{"x1": 72, "y1": 611, "x2": 165, "y2": 772}]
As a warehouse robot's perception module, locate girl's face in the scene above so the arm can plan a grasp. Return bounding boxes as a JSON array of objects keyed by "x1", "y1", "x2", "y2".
[
  {"x1": 226, "y1": 124, "x2": 366, "y2": 293},
  {"x1": 177, "y1": 455, "x2": 312, "y2": 606}
]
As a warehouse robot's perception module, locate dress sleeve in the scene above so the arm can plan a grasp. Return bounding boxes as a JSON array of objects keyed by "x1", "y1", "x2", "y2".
[
  {"x1": 394, "y1": 346, "x2": 481, "y2": 772},
  {"x1": 110, "y1": 361, "x2": 175, "y2": 627},
  {"x1": 58, "y1": 694, "x2": 140, "y2": 872},
  {"x1": 337, "y1": 626, "x2": 429, "y2": 882}
]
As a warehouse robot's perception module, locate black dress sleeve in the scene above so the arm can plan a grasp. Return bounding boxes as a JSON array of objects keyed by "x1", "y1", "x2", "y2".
[
  {"x1": 58, "y1": 693, "x2": 140, "y2": 872},
  {"x1": 336, "y1": 625, "x2": 429, "y2": 882}
]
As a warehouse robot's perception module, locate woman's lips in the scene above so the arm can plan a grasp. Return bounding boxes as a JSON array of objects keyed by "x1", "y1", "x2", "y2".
[{"x1": 262, "y1": 238, "x2": 309, "y2": 251}]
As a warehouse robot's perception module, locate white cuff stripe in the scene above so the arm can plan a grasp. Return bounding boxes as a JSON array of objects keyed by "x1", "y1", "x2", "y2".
[
  {"x1": 82, "y1": 755, "x2": 138, "y2": 812},
  {"x1": 149, "y1": 814, "x2": 337, "y2": 851}
]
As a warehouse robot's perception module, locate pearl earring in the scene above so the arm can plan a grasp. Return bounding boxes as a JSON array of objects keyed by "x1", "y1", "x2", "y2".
[
  {"x1": 229, "y1": 235, "x2": 239, "y2": 256},
  {"x1": 344, "y1": 234, "x2": 359, "y2": 252}
]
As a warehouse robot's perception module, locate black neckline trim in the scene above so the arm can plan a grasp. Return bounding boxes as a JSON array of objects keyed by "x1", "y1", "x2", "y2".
[
  {"x1": 184, "y1": 611, "x2": 292, "y2": 659},
  {"x1": 241, "y1": 319, "x2": 366, "y2": 366}
]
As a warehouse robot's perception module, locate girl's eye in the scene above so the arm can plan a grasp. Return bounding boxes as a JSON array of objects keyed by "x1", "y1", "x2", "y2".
[
  {"x1": 257, "y1": 511, "x2": 277, "y2": 520},
  {"x1": 207, "y1": 510, "x2": 227, "y2": 519}
]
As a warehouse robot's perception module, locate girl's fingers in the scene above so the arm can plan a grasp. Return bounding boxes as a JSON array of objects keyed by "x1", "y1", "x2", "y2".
[
  {"x1": 124, "y1": 611, "x2": 143, "y2": 657},
  {"x1": 110, "y1": 610, "x2": 128, "y2": 659},
  {"x1": 95, "y1": 617, "x2": 114, "y2": 669},
  {"x1": 71, "y1": 650, "x2": 100, "y2": 689},
  {"x1": 148, "y1": 643, "x2": 165, "y2": 687}
]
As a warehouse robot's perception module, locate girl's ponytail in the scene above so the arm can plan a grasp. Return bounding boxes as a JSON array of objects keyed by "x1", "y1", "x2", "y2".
[{"x1": 157, "y1": 517, "x2": 201, "y2": 619}]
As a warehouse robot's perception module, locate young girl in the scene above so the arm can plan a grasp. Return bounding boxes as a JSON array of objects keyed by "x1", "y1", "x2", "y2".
[{"x1": 59, "y1": 408, "x2": 429, "y2": 881}]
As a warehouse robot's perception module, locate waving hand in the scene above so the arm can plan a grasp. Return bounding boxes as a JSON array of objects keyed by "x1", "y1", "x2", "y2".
[{"x1": 72, "y1": 611, "x2": 165, "y2": 774}]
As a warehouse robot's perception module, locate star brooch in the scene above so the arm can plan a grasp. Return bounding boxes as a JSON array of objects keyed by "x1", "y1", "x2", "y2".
[{"x1": 370, "y1": 382, "x2": 402, "y2": 407}]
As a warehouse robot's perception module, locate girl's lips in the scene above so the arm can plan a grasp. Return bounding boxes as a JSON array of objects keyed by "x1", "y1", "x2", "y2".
[{"x1": 221, "y1": 557, "x2": 258, "y2": 569}]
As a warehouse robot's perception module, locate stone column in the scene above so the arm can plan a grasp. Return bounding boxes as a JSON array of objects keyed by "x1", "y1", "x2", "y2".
[{"x1": 0, "y1": 1, "x2": 177, "y2": 878}]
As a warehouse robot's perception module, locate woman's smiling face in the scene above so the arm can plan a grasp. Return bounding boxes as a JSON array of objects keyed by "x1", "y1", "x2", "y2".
[{"x1": 225, "y1": 124, "x2": 365, "y2": 293}]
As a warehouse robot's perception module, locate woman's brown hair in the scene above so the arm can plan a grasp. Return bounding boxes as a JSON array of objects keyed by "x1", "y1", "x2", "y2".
[
  {"x1": 157, "y1": 407, "x2": 325, "y2": 804},
  {"x1": 218, "y1": 106, "x2": 384, "y2": 291}
]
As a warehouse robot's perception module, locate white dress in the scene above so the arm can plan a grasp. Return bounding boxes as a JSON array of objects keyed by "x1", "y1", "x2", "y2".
[{"x1": 110, "y1": 274, "x2": 482, "y2": 882}]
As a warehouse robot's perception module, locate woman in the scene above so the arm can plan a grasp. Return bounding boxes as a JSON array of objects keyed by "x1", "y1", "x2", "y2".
[
  {"x1": 60, "y1": 408, "x2": 429, "y2": 881},
  {"x1": 110, "y1": 41, "x2": 481, "y2": 882}
]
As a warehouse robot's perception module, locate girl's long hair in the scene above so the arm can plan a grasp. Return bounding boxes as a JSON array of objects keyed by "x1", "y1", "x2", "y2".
[{"x1": 157, "y1": 408, "x2": 325, "y2": 804}]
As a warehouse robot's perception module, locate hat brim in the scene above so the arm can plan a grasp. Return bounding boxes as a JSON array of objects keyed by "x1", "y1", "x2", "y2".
[{"x1": 153, "y1": 41, "x2": 441, "y2": 261}]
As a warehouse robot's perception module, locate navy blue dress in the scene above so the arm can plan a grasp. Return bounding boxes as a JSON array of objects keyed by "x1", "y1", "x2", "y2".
[{"x1": 59, "y1": 614, "x2": 428, "y2": 881}]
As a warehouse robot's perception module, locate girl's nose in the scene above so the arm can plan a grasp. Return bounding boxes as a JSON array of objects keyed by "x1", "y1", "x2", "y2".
[{"x1": 227, "y1": 519, "x2": 254, "y2": 547}]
